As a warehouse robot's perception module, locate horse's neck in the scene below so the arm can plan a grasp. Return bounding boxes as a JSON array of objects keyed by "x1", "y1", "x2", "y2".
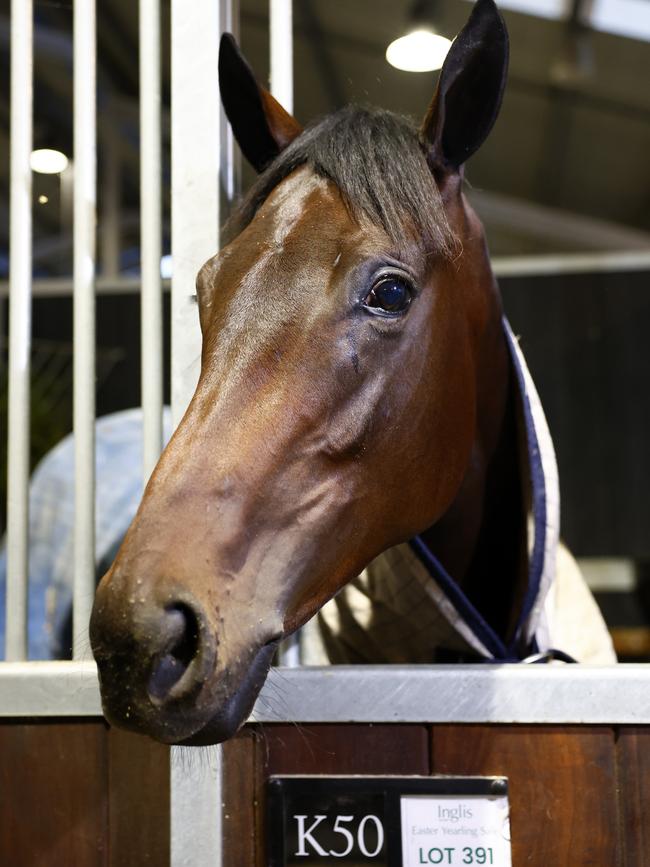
[{"x1": 420, "y1": 302, "x2": 527, "y2": 644}]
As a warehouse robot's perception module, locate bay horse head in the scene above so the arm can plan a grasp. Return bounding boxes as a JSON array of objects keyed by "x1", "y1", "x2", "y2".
[{"x1": 91, "y1": 0, "x2": 511, "y2": 744}]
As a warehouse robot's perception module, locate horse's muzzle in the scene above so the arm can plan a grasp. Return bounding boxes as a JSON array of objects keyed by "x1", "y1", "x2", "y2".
[{"x1": 90, "y1": 577, "x2": 276, "y2": 744}]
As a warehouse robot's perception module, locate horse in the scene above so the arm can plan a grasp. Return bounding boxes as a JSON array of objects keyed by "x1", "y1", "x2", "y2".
[{"x1": 89, "y1": 0, "x2": 614, "y2": 747}]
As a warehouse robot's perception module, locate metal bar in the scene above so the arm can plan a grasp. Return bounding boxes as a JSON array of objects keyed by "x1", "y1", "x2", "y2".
[
  {"x1": 5, "y1": 0, "x2": 33, "y2": 661},
  {"x1": 270, "y1": 0, "x2": 293, "y2": 112},
  {"x1": 258, "y1": 664, "x2": 650, "y2": 724},
  {"x1": 0, "y1": 662, "x2": 101, "y2": 716},
  {"x1": 220, "y1": 0, "x2": 240, "y2": 212},
  {"x1": 170, "y1": 1, "x2": 228, "y2": 864},
  {"x1": 2, "y1": 663, "x2": 650, "y2": 724},
  {"x1": 0, "y1": 277, "x2": 171, "y2": 298},
  {"x1": 170, "y1": 1, "x2": 221, "y2": 427},
  {"x1": 171, "y1": 748, "x2": 223, "y2": 867},
  {"x1": 140, "y1": 0, "x2": 163, "y2": 480},
  {"x1": 100, "y1": 125, "x2": 120, "y2": 278},
  {"x1": 72, "y1": 0, "x2": 97, "y2": 660},
  {"x1": 254, "y1": 665, "x2": 650, "y2": 725},
  {"x1": 491, "y1": 249, "x2": 650, "y2": 277}
]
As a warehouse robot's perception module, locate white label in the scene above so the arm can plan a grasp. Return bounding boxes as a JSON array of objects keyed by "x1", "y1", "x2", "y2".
[{"x1": 400, "y1": 795, "x2": 511, "y2": 867}]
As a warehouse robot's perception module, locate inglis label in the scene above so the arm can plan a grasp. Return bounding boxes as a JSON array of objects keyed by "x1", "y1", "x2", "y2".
[
  {"x1": 267, "y1": 776, "x2": 511, "y2": 866},
  {"x1": 400, "y1": 795, "x2": 511, "y2": 866}
]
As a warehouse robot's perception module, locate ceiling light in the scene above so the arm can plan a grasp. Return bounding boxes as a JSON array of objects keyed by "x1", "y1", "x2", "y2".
[
  {"x1": 30, "y1": 148, "x2": 69, "y2": 175},
  {"x1": 386, "y1": 28, "x2": 452, "y2": 72}
]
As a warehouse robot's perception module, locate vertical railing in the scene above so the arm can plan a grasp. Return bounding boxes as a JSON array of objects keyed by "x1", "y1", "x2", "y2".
[
  {"x1": 100, "y1": 126, "x2": 120, "y2": 280},
  {"x1": 170, "y1": 1, "x2": 221, "y2": 424},
  {"x1": 169, "y1": 1, "x2": 236, "y2": 865},
  {"x1": 5, "y1": 0, "x2": 33, "y2": 661},
  {"x1": 140, "y1": 0, "x2": 164, "y2": 480},
  {"x1": 270, "y1": 0, "x2": 293, "y2": 113},
  {"x1": 72, "y1": 0, "x2": 97, "y2": 660}
]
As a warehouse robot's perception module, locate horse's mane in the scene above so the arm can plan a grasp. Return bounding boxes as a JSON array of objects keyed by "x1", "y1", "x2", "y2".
[{"x1": 224, "y1": 106, "x2": 459, "y2": 258}]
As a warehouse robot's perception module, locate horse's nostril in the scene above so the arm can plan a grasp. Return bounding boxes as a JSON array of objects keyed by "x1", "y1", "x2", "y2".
[{"x1": 147, "y1": 603, "x2": 201, "y2": 703}]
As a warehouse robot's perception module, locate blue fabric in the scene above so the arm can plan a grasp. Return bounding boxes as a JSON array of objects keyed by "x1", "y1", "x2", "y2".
[
  {"x1": 409, "y1": 536, "x2": 509, "y2": 659},
  {"x1": 0, "y1": 408, "x2": 172, "y2": 659},
  {"x1": 504, "y1": 323, "x2": 547, "y2": 654}
]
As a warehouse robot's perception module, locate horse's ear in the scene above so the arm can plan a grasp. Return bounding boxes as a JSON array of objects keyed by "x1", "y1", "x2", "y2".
[
  {"x1": 421, "y1": 0, "x2": 509, "y2": 174},
  {"x1": 219, "y1": 33, "x2": 303, "y2": 173}
]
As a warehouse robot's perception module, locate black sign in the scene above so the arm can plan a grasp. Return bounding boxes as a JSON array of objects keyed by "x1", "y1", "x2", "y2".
[{"x1": 267, "y1": 776, "x2": 509, "y2": 866}]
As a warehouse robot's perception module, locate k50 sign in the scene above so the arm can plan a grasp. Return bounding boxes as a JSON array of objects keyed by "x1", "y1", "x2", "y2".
[
  {"x1": 293, "y1": 813, "x2": 384, "y2": 858},
  {"x1": 267, "y1": 776, "x2": 511, "y2": 866}
]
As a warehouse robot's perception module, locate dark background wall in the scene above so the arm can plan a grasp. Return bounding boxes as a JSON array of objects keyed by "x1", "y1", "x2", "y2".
[
  {"x1": 26, "y1": 292, "x2": 172, "y2": 418},
  {"x1": 501, "y1": 269, "x2": 650, "y2": 558}
]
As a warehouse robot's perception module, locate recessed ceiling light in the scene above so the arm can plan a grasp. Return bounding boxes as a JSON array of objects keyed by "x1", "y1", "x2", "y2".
[
  {"x1": 386, "y1": 29, "x2": 452, "y2": 73},
  {"x1": 30, "y1": 149, "x2": 69, "y2": 175}
]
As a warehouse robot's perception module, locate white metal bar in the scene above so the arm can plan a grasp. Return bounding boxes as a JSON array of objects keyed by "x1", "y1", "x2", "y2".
[
  {"x1": 140, "y1": 0, "x2": 163, "y2": 480},
  {"x1": 1, "y1": 663, "x2": 650, "y2": 725},
  {"x1": 170, "y1": 1, "x2": 221, "y2": 427},
  {"x1": 170, "y1": 1, "x2": 227, "y2": 864},
  {"x1": 0, "y1": 662, "x2": 102, "y2": 716},
  {"x1": 491, "y1": 249, "x2": 650, "y2": 277},
  {"x1": 255, "y1": 665, "x2": 650, "y2": 725},
  {"x1": 220, "y1": 0, "x2": 240, "y2": 210},
  {"x1": 280, "y1": 632, "x2": 301, "y2": 666},
  {"x1": 171, "y1": 748, "x2": 223, "y2": 867},
  {"x1": 0, "y1": 277, "x2": 171, "y2": 298},
  {"x1": 72, "y1": 0, "x2": 97, "y2": 660},
  {"x1": 5, "y1": 0, "x2": 33, "y2": 661},
  {"x1": 270, "y1": 0, "x2": 293, "y2": 112},
  {"x1": 59, "y1": 162, "x2": 74, "y2": 241}
]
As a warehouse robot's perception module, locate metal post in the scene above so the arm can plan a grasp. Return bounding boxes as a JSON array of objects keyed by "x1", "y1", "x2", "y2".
[
  {"x1": 140, "y1": 0, "x2": 163, "y2": 480},
  {"x1": 5, "y1": 0, "x2": 33, "y2": 661},
  {"x1": 59, "y1": 161, "x2": 74, "y2": 261},
  {"x1": 72, "y1": 0, "x2": 97, "y2": 660},
  {"x1": 170, "y1": 747, "x2": 224, "y2": 867},
  {"x1": 170, "y1": 2, "x2": 231, "y2": 865},
  {"x1": 270, "y1": 0, "x2": 293, "y2": 112},
  {"x1": 170, "y1": 1, "x2": 222, "y2": 426},
  {"x1": 100, "y1": 124, "x2": 120, "y2": 280},
  {"x1": 220, "y1": 0, "x2": 240, "y2": 213}
]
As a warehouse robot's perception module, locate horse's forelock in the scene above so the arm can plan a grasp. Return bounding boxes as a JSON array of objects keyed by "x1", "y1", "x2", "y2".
[{"x1": 224, "y1": 106, "x2": 460, "y2": 259}]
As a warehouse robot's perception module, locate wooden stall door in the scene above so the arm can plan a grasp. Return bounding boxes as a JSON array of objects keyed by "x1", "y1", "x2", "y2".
[
  {"x1": 222, "y1": 722, "x2": 650, "y2": 866},
  {"x1": 0, "y1": 719, "x2": 170, "y2": 867},
  {"x1": 432, "y1": 725, "x2": 620, "y2": 866}
]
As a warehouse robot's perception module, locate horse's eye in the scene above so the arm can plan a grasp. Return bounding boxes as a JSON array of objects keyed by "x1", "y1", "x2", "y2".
[{"x1": 363, "y1": 277, "x2": 413, "y2": 314}]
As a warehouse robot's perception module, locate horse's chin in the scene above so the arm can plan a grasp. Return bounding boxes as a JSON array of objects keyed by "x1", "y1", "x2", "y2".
[
  {"x1": 174, "y1": 640, "x2": 278, "y2": 746},
  {"x1": 100, "y1": 641, "x2": 277, "y2": 746}
]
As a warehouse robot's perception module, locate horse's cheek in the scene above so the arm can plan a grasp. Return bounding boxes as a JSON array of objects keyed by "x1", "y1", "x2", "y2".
[{"x1": 416, "y1": 344, "x2": 476, "y2": 525}]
